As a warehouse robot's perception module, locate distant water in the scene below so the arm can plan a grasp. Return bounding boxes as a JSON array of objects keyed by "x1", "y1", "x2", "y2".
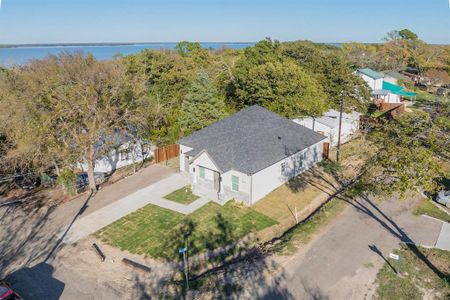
[{"x1": 0, "y1": 42, "x2": 255, "y2": 66}]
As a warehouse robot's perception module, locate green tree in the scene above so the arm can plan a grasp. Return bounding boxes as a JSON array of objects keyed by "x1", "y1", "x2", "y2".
[
  {"x1": 179, "y1": 71, "x2": 228, "y2": 135},
  {"x1": 399, "y1": 29, "x2": 418, "y2": 41},
  {"x1": 357, "y1": 112, "x2": 444, "y2": 197},
  {"x1": 282, "y1": 41, "x2": 371, "y2": 112},
  {"x1": 230, "y1": 39, "x2": 328, "y2": 118}
]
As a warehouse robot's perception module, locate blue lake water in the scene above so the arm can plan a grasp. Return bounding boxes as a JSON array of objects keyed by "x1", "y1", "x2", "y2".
[{"x1": 0, "y1": 42, "x2": 255, "y2": 66}]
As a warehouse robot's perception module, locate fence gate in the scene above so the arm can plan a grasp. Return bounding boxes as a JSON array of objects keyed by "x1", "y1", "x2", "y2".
[
  {"x1": 323, "y1": 142, "x2": 330, "y2": 160},
  {"x1": 154, "y1": 144, "x2": 180, "y2": 163}
]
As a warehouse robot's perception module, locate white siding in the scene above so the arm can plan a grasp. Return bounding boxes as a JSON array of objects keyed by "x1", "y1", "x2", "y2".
[
  {"x1": 221, "y1": 170, "x2": 252, "y2": 204},
  {"x1": 79, "y1": 142, "x2": 152, "y2": 173},
  {"x1": 179, "y1": 144, "x2": 193, "y2": 172},
  {"x1": 250, "y1": 141, "x2": 323, "y2": 204},
  {"x1": 192, "y1": 152, "x2": 219, "y2": 172},
  {"x1": 359, "y1": 73, "x2": 382, "y2": 91}
]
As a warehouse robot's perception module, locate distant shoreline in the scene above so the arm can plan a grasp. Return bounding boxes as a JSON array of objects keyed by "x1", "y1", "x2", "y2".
[{"x1": 0, "y1": 42, "x2": 256, "y2": 49}]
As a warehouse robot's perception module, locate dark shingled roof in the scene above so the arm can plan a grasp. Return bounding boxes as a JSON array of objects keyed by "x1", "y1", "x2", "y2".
[{"x1": 179, "y1": 105, "x2": 326, "y2": 175}]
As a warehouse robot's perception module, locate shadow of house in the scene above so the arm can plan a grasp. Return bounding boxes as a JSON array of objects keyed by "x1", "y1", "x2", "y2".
[{"x1": 5, "y1": 263, "x2": 65, "y2": 300}]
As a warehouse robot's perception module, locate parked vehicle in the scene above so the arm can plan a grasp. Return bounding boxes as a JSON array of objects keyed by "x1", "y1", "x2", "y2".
[
  {"x1": 76, "y1": 172, "x2": 106, "y2": 190},
  {"x1": 14, "y1": 175, "x2": 40, "y2": 191},
  {"x1": 0, "y1": 280, "x2": 21, "y2": 300},
  {"x1": 435, "y1": 190, "x2": 450, "y2": 208}
]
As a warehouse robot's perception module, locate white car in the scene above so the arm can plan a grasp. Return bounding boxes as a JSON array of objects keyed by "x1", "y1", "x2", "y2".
[{"x1": 435, "y1": 190, "x2": 450, "y2": 208}]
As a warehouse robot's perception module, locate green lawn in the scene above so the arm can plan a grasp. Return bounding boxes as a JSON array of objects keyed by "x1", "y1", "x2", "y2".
[
  {"x1": 163, "y1": 185, "x2": 199, "y2": 204},
  {"x1": 96, "y1": 201, "x2": 277, "y2": 260},
  {"x1": 413, "y1": 199, "x2": 450, "y2": 222},
  {"x1": 375, "y1": 244, "x2": 450, "y2": 300}
]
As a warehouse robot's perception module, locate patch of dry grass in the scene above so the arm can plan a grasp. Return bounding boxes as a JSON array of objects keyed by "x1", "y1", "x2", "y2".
[{"x1": 253, "y1": 168, "x2": 339, "y2": 223}]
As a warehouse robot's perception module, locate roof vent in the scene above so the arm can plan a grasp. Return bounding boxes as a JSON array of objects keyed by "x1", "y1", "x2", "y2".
[{"x1": 278, "y1": 136, "x2": 282, "y2": 140}]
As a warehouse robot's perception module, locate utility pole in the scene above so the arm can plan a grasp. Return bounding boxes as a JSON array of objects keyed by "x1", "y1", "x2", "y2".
[{"x1": 336, "y1": 92, "x2": 344, "y2": 162}]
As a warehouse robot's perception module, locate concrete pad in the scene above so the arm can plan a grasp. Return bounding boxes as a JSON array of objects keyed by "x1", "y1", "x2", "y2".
[{"x1": 435, "y1": 222, "x2": 450, "y2": 251}]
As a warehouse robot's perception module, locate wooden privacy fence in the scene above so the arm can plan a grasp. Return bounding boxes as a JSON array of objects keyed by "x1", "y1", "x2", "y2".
[
  {"x1": 153, "y1": 144, "x2": 180, "y2": 163},
  {"x1": 380, "y1": 103, "x2": 405, "y2": 118}
]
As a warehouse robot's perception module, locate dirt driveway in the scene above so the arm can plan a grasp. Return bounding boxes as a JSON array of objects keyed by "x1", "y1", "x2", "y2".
[{"x1": 0, "y1": 164, "x2": 176, "y2": 299}]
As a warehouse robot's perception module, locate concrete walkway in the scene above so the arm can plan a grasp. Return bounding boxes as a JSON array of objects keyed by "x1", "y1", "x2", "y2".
[
  {"x1": 61, "y1": 172, "x2": 210, "y2": 244},
  {"x1": 435, "y1": 222, "x2": 450, "y2": 251}
]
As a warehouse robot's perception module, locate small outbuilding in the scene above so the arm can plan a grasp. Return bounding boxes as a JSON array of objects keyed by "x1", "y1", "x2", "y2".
[
  {"x1": 293, "y1": 109, "x2": 361, "y2": 147},
  {"x1": 178, "y1": 105, "x2": 326, "y2": 206}
]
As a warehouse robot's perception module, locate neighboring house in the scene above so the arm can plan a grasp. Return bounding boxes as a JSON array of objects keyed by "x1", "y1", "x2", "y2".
[
  {"x1": 357, "y1": 67, "x2": 416, "y2": 105},
  {"x1": 78, "y1": 133, "x2": 153, "y2": 174},
  {"x1": 356, "y1": 68, "x2": 384, "y2": 90},
  {"x1": 293, "y1": 109, "x2": 361, "y2": 147},
  {"x1": 178, "y1": 105, "x2": 326, "y2": 206}
]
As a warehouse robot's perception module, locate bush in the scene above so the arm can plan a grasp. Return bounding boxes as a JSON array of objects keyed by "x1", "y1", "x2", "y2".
[{"x1": 57, "y1": 168, "x2": 77, "y2": 195}]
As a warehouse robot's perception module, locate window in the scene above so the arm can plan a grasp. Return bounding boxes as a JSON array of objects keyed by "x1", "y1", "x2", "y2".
[
  {"x1": 297, "y1": 153, "x2": 304, "y2": 170},
  {"x1": 231, "y1": 175, "x2": 239, "y2": 191},
  {"x1": 199, "y1": 166, "x2": 205, "y2": 179},
  {"x1": 119, "y1": 149, "x2": 129, "y2": 161},
  {"x1": 281, "y1": 162, "x2": 288, "y2": 174}
]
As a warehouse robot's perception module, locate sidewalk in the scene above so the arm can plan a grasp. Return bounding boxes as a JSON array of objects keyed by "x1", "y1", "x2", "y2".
[
  {"x1": 435, "y1": 222, "x2": 450, "y2": 251},
  {"x1": 61, "y1": 172, "x2": 209, "y2": 244}
]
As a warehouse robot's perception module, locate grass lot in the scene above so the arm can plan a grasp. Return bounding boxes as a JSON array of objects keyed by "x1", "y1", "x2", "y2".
[
  {"x1": 272, "y1": 198, "x2": 347, "y2": 254},
  {"x1": 96, "y1": 201, "x2": 277, "y2": 260},
  {"x1": 253, "y1": 169, "x2": 338, "y2": 223},
  {"x1": 253, "y1": 182, "x2": 324, "y2": 223},
  {"x1": 163, "y1": 185, "x2": 199, "y2": 204},
  {"x1": 413, "y1": 198, "x2": 450, "y2": 222},
  {"x1": 375, "y1": 244, "x2": 450, "y2": 300}
]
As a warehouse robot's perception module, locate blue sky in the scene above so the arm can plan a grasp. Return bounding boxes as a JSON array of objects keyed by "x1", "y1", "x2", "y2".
[{"x1": 0, "y1": 0, "x2": 449, "y2": 44}]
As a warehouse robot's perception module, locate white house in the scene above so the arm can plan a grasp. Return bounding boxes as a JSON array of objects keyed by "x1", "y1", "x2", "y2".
[
  {"x1": 357, "y1": 67, "x2": 416, "y2": 105},
  {"x1": 78, "y1": 133, "x2": 153, "y2": 174},
  {"x1": 178, "y1": 105, "x2": 326, "y2": 206},
  {"x1": 356, "y1": 68, "x2": 384, "y2": 90},
  {"x1": 293, "y1": 109, "x2": 361, "y2": 147}
]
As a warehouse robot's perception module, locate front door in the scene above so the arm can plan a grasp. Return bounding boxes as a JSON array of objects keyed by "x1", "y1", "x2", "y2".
[{"x1": 323, "y1": 142, "x2": 330, "y2": 159}]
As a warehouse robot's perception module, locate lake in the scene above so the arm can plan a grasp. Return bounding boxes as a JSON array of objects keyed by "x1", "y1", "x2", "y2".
[{"x1": 0, "y1": 42, "x2": 255, "y2": 66}]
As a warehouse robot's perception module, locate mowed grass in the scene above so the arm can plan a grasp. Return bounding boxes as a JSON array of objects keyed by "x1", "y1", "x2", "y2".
[
  {"x1": 253, "y1": 180, "x2": 326, "y2": 223},
  {"x1": 413, "y1": 198, "x2": 450, "y2": 222},
  {"x1": 163, "y1": 185, "x2": 199, "y2": 204},
  {"x1": 96, "y1": 201, "x2": 277, "y2": 259},
  {"x1": 375, "y1": 244, "x2": 450, "y2": 300}
]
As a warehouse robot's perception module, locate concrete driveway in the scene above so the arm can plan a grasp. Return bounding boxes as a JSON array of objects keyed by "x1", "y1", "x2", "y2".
[
  {"x1": 275, "y1": 195, "x2": 443, "y2": 299},
  {"x1": 436, "y1": 222, "x2": 450, "y2": 251},
  {"x1": 61, "y1": 172, "x2": 193, "y2": 243}
]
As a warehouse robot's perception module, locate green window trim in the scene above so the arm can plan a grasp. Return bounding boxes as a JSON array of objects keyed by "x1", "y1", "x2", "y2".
[
  {"x1": 199, "y1": 166, "x2": 205, "y2": 179},
  {"x1": 231, "y1": 175, "x2": 239, "y2": 191}
]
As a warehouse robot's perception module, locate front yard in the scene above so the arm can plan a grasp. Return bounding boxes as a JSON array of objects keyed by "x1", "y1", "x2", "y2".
[
  {"x1": 96, "y1": 201, "x2": 277, "y2": 260},
  {"x1": 163, "y1": 185, "x2": 199, "y2": 204}
]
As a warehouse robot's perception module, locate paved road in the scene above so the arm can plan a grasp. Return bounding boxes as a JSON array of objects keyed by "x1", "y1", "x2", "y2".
[{"x1": 275, "y1": 195, "x2": 443, "y2": 299}]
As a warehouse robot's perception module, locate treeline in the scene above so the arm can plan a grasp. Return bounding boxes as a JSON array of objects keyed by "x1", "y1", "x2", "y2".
[
  {"x1": 343, "y1": 29, "x2": 450, "y2": 85},
  {"x1": 0, "y1": 38, "x2": 372, "y2": 190},
  {"x1": 0, "y1": 31, "x2": 447, "y2": 192}
]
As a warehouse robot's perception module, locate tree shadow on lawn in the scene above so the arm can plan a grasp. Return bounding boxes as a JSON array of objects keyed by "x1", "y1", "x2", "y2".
[
  {"x1": 340, "y1": 193, "x2": 449, "y2": 282},
  {"x1": 133, "y1": 212, "x2": 296, "y2": 299},
  {"x1": 287, "y1": 165, "x2": 341, "y2": 196}
]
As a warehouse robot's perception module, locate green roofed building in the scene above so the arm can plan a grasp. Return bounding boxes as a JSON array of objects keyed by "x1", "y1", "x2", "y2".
[{"x1": 356, "y1": 67, "x2": 416, "y2": 105}]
